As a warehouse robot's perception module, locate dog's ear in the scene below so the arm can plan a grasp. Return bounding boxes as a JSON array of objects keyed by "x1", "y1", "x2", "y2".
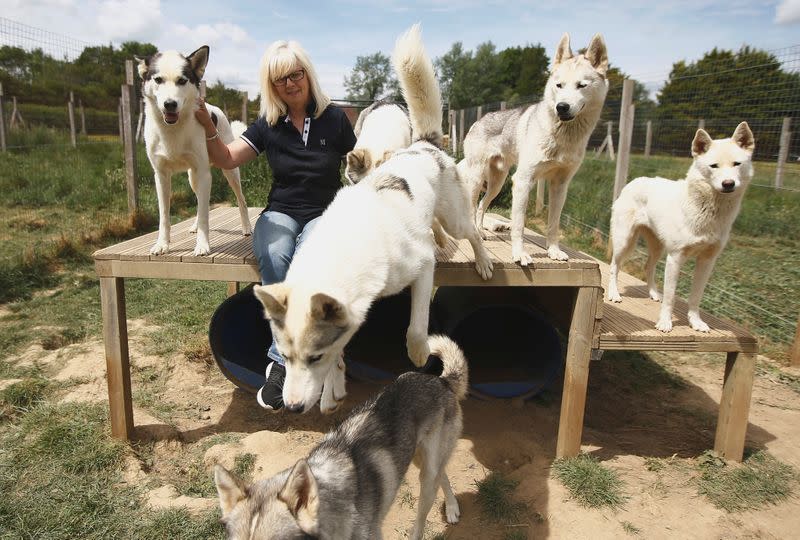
[
  {"x1": 253, "y1": 283, "x2": 290, "y2": 321},
  {"x1": 376, "y1": 150, "x2": 394, "y2": 168},
  {"x1": 186, "y1": 45, "x2": 210, "y2": 80},
  {"x1": 346, "y1": 148, "x2": 370, "y2": 172},
  {"x1": 214, "y1": 464, "x2": 247, "y2": 518},
  {"x1": 279, "y1": 459, "x2": 319, "y2": 535},
  {"x1": 554, "y1": 33, "x2": 573, "y2": 66},
  {"x1": 585, "y1": 34, "x2": 608, "y2": 77},
  {"x1": 732, "y1": 122, "x2": 755, "y2": 153},
  {"x1": 692, "y1": 129, "x2": 713, "y2": 157},
  {"x1": 134, "y1": 55, "x2": 151, "y2": 80},
  {"x1": 310, "y1": 293, "x2": 348, "y2": 326}
]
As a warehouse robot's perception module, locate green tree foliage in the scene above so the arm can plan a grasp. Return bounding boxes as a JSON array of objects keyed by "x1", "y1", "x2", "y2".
[{"x1": 343, "y1": 52, "x2": 398, "y2": 101}]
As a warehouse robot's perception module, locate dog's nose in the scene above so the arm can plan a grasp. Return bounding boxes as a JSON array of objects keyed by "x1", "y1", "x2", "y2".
[
  {"x1": 722, "y1": 179, "x2": 735, "y2": 191},
  {"x1": 285, "y1": 402, "x2": 304, "y2": 414},
  {"x1": 556, "y1": 102, "x2": 571, "y2": 115},
  {"x1": 163, "y1": 100, "x2": 178, "y2": 112}
]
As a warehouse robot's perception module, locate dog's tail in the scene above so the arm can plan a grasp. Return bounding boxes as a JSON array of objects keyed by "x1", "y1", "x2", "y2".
[
  {"x1": 428, "y1": 335, "x2": 468, "y2": 400},
  {"x1": 392, "y1": 23, "x2": 443, "y2": 147},
  {"x1": 230, "y1": 120, "x2": 247, "y2": 139}
]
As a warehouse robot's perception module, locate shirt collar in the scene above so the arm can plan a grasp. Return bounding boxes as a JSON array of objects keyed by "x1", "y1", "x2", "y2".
[{"x1": 281, "y1": 98, "x2": 317, "y2": 124}]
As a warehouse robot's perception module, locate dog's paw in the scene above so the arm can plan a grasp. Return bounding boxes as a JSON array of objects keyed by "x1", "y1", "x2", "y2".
[
  {"x1": 485, "y1": 216, "x2": 510, "y2": 232},
  {"x1": 445, "y1": 498, "x2": 460, "y2": 524},
  {"x1": 241, "y1": 223, "x2": 253, "y2": 237},
  {"x1": 319, "y1": 392, "x2": 341, "y2": 415},
  {"x1": 608, "y1": 291, "x2": 622, "y2": 303},
  {"x1": 689, "y1": 316, "x2": 710, "y2": 333},
  {"x1": 547, "y1": 245, "x2": 569, "y2": 261},
  {"x1": 655, "y1": 318, "x2": 673, "y2": 333},
  {"x1": 150, "y1": 241, "x2": 169, "y2": 255},
  {"x1": 512, "y1": 248, "x2": 533, "y2": 267},
  {"x1": 649, "y1": 290, "x2": 663, "y2": 302},
  {"x1": 406, "y1": 334, "x2": 431, "y2": 368},
  {"x1": 475, "y1": 257, "x2": 494, "y2": 281},
  {"x1": 189, "y1": 221, "x2": 198, "y2": 234},
  {"x1": 192, "y1": 242, "x2": 211, "y2": 256}
]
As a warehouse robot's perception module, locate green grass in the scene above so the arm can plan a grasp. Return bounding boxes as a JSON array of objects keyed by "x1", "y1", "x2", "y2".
[
  {"x1": 696, "y1": 450, "x2": 798, "y2": 512},
  {"x1": 551, "y1": 453, "x2": 627, "y2": 509},
  {"x1": 475, "y1": 472, "x2": 528, "y2": 523}
]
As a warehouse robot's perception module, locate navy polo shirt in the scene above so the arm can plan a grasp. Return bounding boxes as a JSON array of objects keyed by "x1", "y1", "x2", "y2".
[{"x1": 240, "y1": 102, "x2": 356, "y2": 224}]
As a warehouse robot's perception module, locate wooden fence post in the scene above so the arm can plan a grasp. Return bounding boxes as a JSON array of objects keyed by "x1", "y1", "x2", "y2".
[
  {"x1": 535, "y1": 174, "x2": 546, "y2": 216},
  {"x1": 477, "y1": 105, "x2": 482, "y2": 122},
  {"x1": 775, "y1": 117, "x2": 791, "y2": 190},
  {"x1": 644, "y1": 120, "x2": 652, "y2": 157},
  {"x1": 458, "y1": 109, "x2": 465, "y2": 153},
  {"x1": 79, "y1": 99, "x2": 87, "y2": 135},
  {"x1": 121, "y1": 60, "x2": 139, "y2": 214},
  {"x1": 0, "y1": 83, "x2": 6, "y2": 152},
  {"x1": 118, "y1": 98, "x2": 124, "y2": 142},
  {"x1": 791, "y1": 313, "x2": 800, "y2": 366},
  {"x1": 450, "y1": 109, "x2": 457, "y2": 155},
  {"x1": 698, "y1": 119, "x2": 705, "y2": 131},
  {"x1": 500, "y1": 101, "x2": 506, "y2": 111},
  {"x1": 241, "y1": 92, "x2": 248, "y2": 123},
  {"x1": 613, "y1": 79, "x2": 635, "y2": 202},
  {"x1": 68, "y1": 91, "x2": 77, "y2": 148}
]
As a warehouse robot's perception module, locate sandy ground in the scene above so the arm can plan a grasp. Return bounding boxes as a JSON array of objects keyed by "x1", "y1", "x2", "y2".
[{"x1": 5, "y1": 318, "x2": 800, "y2": 539}]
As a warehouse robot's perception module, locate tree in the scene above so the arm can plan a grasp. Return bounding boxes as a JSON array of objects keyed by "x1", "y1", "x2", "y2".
[
  {"x1": 343, "y1": 52, "x2": 396, "y2": 101},
  {"x1": 435, "y1": 42, "x2": 471, "y2": 107}
]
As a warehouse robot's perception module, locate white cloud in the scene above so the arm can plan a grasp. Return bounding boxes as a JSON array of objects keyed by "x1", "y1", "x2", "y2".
[
  {"x1": 775, "y1": 0, "x2": 800, "y2": 23},
  {"x1": 95, "y1": 0, "x2": 163, "y2": 43}
]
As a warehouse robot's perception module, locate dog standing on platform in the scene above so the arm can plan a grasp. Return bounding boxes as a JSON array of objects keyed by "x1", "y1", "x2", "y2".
[
  {"x1": 136, "y1": 46, "x2": 251, "y2": 256},
  {"x1": 215, "y1": 335, "x2": 468, "y2": 540},
  {"x1": 252, "y1": 24, "x2": 492, "y2": 414},
  {"x1": 458, "y1": 33, "x2": 608, "y2": 264},
  {"x1": 607, "y1": 122, "x2": 755, "y2": 333}
]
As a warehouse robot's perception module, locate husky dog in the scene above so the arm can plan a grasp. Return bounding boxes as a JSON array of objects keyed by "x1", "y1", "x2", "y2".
[
  {"x1": 607, "y1": 122, "x2": 755, "y2": 333},
  {"x1": 215, "y1": 335, "x2": 467, "y2": 540},
  {"x1": 344, "y1": 100, "x2": 411, "y2": 184},
  {"x1": 252, "y1": 24, "x2": 492, "y2": 414},
  {"x1": 459, "y1": 33, "x2": 608, "y2": 264},
  {"x1": 136, "y1": 46, "x2": 251, "y2": 256}
]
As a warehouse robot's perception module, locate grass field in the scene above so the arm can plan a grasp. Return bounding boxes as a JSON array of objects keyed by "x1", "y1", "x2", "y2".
[{"x1": 0, "y1": 136, "x2": 798, "y2": 537}]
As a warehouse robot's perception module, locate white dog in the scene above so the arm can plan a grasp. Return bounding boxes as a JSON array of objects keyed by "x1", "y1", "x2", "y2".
[
  {"x1": 136, "y1": 46, "x2": 251, "y2": 256},
  {"x1": 607, "y1": 122, "x2": 755, "y2": 333},
  {"x1": 458, "y1": 33, "x2": 609, "y2": 264},
  {"x1": 345, "y1": 100, "x2": 411, "y2": 184},
  {"x1": 252, "y1": 24, "x2": 492, "y2": 414}
]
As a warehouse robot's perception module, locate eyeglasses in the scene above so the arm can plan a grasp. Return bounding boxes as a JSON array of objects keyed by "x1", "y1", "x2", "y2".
[{"x1": 273, "y1": 68, "x2": 305, "y2": 86}]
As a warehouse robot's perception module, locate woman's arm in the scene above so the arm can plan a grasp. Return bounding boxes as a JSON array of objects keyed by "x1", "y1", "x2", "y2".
[{"x1": 195, "y1": 99, "x2": 257, "y2": 169}]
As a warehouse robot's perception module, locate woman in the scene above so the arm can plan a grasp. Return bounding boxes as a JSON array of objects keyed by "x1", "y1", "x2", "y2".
[{"x1": 196, "y1": 40, "x2": 356, "y2": 412}]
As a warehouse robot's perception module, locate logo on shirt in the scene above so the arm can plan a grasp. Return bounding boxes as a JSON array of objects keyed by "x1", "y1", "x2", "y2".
[{"x1": 320, "y1": 138, "x2": 326, "y2": 147}]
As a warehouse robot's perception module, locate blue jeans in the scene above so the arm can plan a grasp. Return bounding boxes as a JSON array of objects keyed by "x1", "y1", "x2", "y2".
[{"x1": 253, "y1": 210, "x2": 321, "y2": 365}]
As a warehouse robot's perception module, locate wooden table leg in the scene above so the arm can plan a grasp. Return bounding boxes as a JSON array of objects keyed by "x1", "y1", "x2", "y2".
[
  {"x1": 227, "y1": 281, "x2": 240, "y2": 297},
  {"x1": 556, "y1": 287, "x2": 600, "y2": 458},
  {"x1": 714, "y1": 351, "x2": 756, "y2": 462},
  {"x1": 100, "y1": 277, "x2": 133, "y2": 439}
]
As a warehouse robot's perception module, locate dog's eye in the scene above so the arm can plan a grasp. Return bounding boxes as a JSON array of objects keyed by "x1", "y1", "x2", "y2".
[
  {"x1": 733, "y1": 161, "x2": 741, "y2": 166},
  {"x1": 153, "y1": 77, "x2": 163, "y2": 84},
  {"x1": 556, "y1": 83, "x2": 563, "y2": 89},
  {"x1": 177, "y1": 78, "x2": 188, "y2": 86},
  {"x1": 709, "y1": 163, "x2": 719, "y2": 168},
  {"x1": 308, "y1": 354, "x2": 323, "y2": 364},
  {"x1": 577, "y1": 82, "x2": 587, "y2": 89}
]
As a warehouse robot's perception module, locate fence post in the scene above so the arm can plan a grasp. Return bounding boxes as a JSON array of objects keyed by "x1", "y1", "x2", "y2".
[
  {"x1": 121, "y1": 59, "x2": 139, "y2": 215},
  {"x1": 68, "y1": 91, "x2": 77, "y2": 148},
  {"x1": 791, "y1": 313, "x2": 800, "y2": 366},
  {"x1": 644, "y1": 120, "x2": 652, "y2": 158},
  {"x1": 477, "y1": 105, "x2": 482, "y2": 122},
  {"x1": 698, "y1": 119, "x2": 705, "y2": 130},
  {"x1": 535, "y1": 175, "x2": 546, "y2": 216},
  {"x1": 118, "y1": 98, "x2": 123, "y2": 142},
  {"x1": 0, "y1": 83, "x2": 6, "y2": 152},
  {"x1": 458, "y1": 109, "x2": 465, "y2": 153},
  {"x1": 241, "y1": 92, "x2": 248, "y2": 122},
  {"x1": 135, "y1": 102, "x2": 144, "y2": 143},
  {"x1": 775, "y1": 117, "x2": 791, "y2": 189},
  {"x1": 613, "y1": 80, "x2": 635, "y2": 202},
  {"x1": 79, "y1": 99, "x2": 87, "y2": 135},
  {"x1": 450, "y1": 110, "x2": 456, "y2": 155},
  {"x1": 500, "y1": 101, "x2": 506, "y2": 111}
]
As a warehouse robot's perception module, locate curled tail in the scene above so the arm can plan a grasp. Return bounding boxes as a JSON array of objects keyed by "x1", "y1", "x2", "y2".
[
  {"x1": 230, "y1": 120, "x2": 247, "y2": 139},
  {"x1": 428, "y1": 335, "x2": 468, "y2": 400},
  {"x1": 392, "y1": 23, "x2": 443, "y2": 147}
]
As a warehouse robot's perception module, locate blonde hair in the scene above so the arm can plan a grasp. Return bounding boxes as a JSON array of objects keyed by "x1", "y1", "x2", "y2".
[{"x1": 259, "y1": 40, "x2": 331, "y2": 125}]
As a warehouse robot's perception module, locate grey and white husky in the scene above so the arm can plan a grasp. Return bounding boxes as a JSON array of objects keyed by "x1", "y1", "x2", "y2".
[
  {"x1": 458, "y1": 33, "x2": 608, "y2": 263},
  {"x1": 136, "y1": 46, "x2": 252, "y2": 256},
  {"x1": 214, "y1": 335, "x2": 468, "y2": 540}
]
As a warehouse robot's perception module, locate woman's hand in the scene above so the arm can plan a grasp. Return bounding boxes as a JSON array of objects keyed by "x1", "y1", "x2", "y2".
[{"x1": 194, "y1": 98, "x2": 216, "y2": 136}]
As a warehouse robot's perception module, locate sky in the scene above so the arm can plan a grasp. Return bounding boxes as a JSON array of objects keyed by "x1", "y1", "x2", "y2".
[{"x1": 1, "y1": 0, "x2": 800, "y2": 101}]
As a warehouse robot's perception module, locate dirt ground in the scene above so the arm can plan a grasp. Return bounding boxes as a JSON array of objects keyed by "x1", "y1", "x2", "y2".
[{"x1": 6, "y1": 318, "x2": 800, "y2": 539}]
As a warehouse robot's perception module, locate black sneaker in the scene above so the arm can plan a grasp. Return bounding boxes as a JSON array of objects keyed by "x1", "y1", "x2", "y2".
[{"x1": 256, "y1": 361, "x2": 285, "y2": 412}]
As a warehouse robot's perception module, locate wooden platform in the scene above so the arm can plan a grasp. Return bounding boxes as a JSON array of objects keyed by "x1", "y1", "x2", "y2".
[{"x1": 93, "y1": 208, "x2": 757, "y2": 461}]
